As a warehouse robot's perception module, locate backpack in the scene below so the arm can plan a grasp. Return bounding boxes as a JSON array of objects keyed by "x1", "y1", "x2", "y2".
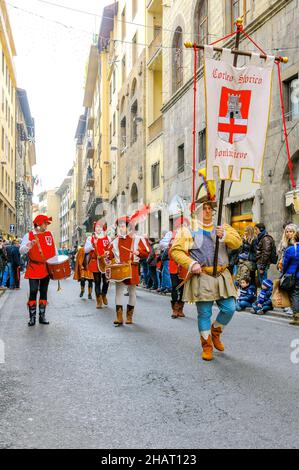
[{"x1": 269, "y1": 237, "x2": 278, "y2": 265}]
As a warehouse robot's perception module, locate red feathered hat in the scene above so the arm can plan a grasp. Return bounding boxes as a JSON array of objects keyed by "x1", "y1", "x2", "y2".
[
  {"x1": 33, "y1": 215, "x2": 52, "y2": 227},
  {"x1": 174, "y1": 216, "x2": 190, "y2": 229}
]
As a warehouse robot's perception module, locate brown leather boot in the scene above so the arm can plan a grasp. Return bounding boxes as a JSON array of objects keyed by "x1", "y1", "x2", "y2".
[
  {"x1": 96, "y1": 295, "x2": 103, "y2": 309},
  {"x1": 177, "y1": 301, "x2": 185, "y2": 318},
  {"x1": 290, "y1": 313, "x2": 299, "y2": 326},
  {"x1": 114, "y1": 305, "x2": 123, "y2": 326},
  {"x1": 171, "y1": 302, "x2": 180, "y2": 319},
  {"x1": 102, "y1": 294, "x2": 108, "y2": 306},
  {"x1": 200, "y1": 336, "x2": 214, "y2": 361},
  {"x1": 211, "y1": 324, "x2": 225, "y2": 352},
  {"x1": 126, "y1": 305, "x2": 135, "y2": 324}
]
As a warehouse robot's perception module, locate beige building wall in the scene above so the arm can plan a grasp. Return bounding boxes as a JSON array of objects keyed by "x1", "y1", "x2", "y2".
[
  {"x1": 0, "y1": 0, "x2": 17, "y2": 239},
  {"x1": 146, "y1": 0, "x2": 165, "y2": 237}
]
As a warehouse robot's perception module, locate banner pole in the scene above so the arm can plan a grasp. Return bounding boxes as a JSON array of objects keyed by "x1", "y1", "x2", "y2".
[{"x1": 213, "y1": 19, "x2": 243, "y2": 277}]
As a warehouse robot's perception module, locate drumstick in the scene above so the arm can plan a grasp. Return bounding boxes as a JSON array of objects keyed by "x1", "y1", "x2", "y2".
[{"x1": 122, "y1": 246, "x2": 135, "y2": 254}]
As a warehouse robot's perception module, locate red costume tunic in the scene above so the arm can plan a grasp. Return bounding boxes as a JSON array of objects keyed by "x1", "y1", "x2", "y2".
[
  {"x1": 25, "y1": 231, "x2": 56, "y2": 280},
  {"x1": 169, "y1": 230, "x2": 188, "y2": 278},
  {"x1": 110, "y1": 235, "x2": 149, "y2": 285},
  {"x1": 88, "y1": 235, "x2": 110, "y2": 273}
]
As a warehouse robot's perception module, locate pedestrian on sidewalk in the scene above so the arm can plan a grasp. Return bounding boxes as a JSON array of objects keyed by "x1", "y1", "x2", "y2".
[
  {"x1": 171, "y1": 194, "x2": 242, "y2": 362},
  {"x1": 20, "y1": 215, "x2": 57, "y2": 327},
  {"x1": 147, "y1": 243, "x2": 159, "y2": 291},
  {"x1": 11, "y1": 240, "x2": 21, "y2": 289},
  {"x1": 84, "y1": 220, "x2": 110, "y2": 309},
  {"x1": 168, "y1": 216, "x2": 190, "y2": 319},
  {"x1": 73, "y1": 244, "x2": 94, "y2": 300},
  {"x1": 159, "y1": 231, "x2": 172, "y2": 294},
  {"x1": 252, "y1": 279, "x2": 273, "y2": 315},
  {"x1": 0, "y1": 238, "x2": 7, "y2": 289},
  {"x1": 277, "y1": 223, "x2": 297, "y2": 316},
  {"x1": 235, "y1": 226, "x2": 257, "y2": 287},
  {"x1": 282, "y1": 231, "x2": 299, "y2": 326},
  {"x1": 3, "y1": 241, "x2": 15, "y2": 289},
  {"x1": 255, "y1": 223, "x2": 277, "y2": 286},
  {"x1": 236, "y1": 277, "x2": 256, "y2": 311}
]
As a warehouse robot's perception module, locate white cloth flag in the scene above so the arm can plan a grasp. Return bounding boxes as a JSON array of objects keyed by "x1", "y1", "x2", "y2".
[{"x1": 204, "y1": 46, "x2": 275, "y2": 182}]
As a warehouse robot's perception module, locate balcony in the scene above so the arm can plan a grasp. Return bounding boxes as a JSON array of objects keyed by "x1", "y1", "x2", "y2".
[
  {"x1": 86, "y1": 138, "x2": 95, "y2": 160},
  {"x1": 85, "y1": 166, "x2": 95, "y2": 189},
  {"x1": 147, "y1": 28, "x2": 162, "y2": 69},
  {"x1": 87, "y1": 115, "x2": 95, "y2": 131},
  {"x1": 148, "y1": 115, "x2": 163, "y2": 143}
]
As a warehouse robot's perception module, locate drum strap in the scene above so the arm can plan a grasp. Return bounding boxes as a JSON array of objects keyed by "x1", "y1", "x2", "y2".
[{"x1": 34, "y1": 235, "x2": 49, "y2": 273}]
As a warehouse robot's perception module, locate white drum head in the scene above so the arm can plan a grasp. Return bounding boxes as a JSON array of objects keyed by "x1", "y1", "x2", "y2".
[{"x1": 47, "y1": 255, "x2": 69, "y2": 265}]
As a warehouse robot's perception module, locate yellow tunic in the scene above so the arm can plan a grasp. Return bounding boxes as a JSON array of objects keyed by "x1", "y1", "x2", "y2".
[{"x1": 171, "y1": 224, "x2": 242, "y2": 302}]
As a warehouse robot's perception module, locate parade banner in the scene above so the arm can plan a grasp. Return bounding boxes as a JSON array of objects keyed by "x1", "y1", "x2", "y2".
[{"x1": 204, "y1": 46, "x2": 275, "y2": 182}]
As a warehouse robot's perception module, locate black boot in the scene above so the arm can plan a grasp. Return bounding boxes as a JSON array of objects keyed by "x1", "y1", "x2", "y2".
[
  {"x1": 39, "y1": 302, "x2": 49, "y2": 325},
  {"x1": 28, "y1": 303, "x2": 37, "y2": 327}
]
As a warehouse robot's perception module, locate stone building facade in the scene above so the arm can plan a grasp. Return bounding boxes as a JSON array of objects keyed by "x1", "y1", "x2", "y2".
[{"x1": 15, "y1": 88, "x2": 36, "y2": 238}]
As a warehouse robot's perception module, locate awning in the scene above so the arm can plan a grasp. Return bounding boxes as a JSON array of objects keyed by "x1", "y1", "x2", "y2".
[
  {"x1": 224, "y1": 190, "x2": 256, "y2": 206},
  {"x1": 286, "y1": 190, "x2": 299, "y2": 207}
]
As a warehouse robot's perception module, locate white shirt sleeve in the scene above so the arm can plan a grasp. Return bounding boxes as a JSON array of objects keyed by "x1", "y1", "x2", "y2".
[
  {"x1": 20, "y1": 233, "x2": 30, "y2": 255},
  {"x1": 85, "y1": 237, "x2": 93, "y2": 254}
]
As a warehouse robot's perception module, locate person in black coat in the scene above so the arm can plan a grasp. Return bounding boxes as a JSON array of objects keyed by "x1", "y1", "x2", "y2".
[{"x1": 11, "y1": 241, "x2": 21, "y2": 289}]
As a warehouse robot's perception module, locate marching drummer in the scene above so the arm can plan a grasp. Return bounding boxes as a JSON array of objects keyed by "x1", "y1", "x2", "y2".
[
  {"x1": 20, "y1": 215, "x2": 57, "y2": 327},
  {"x1": 109, "y1": 216, "x2": 149, "y2": 327},
  {"x1": 84, "y1": 220, "x2": 110, "y2": 309}
]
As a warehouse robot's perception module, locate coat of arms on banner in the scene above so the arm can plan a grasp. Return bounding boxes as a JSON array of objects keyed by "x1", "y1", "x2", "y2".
[
  {"x1": 204, "y1": 46, "x2": 275, "y2": 182},
  {"x1": 45, "y1": 236, "x2": 53, "y2": 246},
  {"x1": 218, "y1": 88, "x2": 252, "y2": 144}
]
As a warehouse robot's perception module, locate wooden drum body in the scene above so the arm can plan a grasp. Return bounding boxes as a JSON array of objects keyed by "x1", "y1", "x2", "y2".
[
  {"x1": 105, "y1": 262, "x2": 132, "y2": 283},
  {"x1": 47, "y1": 255, "x2": 71, "y2": 281}
]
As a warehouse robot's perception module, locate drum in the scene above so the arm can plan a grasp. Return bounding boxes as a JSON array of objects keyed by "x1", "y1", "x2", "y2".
[
  {"x1": 47, "y1": 255, "x2": 71, "y2": 281},
  {"x1": 105, "y1": 263, "x2": 132, "y2": 283}
]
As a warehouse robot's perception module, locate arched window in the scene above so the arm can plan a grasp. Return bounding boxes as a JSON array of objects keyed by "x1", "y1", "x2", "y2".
[
  {"x1": 131, "y1": 78, "x2": 137, "y2": 98},
  {"x1": 131, "y1": 100, "x2": 138, "y2": 145},
  {"x1": 120, "y1": 96, "x2": 126, "y2": 114},
  {"x1": 130, "y1": 183, "x2": 138, "y2": 204},
  {"x1": 194, "y1": 0, "x2": 208, "y2": 46},
  {"x1": 172, "y1": 27, "x2": 183, "y2": 94}
]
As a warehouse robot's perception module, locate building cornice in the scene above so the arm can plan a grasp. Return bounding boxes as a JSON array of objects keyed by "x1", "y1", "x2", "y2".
[{"x1": 161, "y1": 0, "x2": 293, "y2": 114}]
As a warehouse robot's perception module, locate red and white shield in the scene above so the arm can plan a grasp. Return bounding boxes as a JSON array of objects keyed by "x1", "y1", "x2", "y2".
[
  {"x1": 45, "y1": 236, "x2": 53, "y2": 246},
  {"x1": 218, "y1": 87, "x2": 252, "y2": 144}
]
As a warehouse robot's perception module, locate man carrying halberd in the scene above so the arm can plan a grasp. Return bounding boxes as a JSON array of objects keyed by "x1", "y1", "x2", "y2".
[{"x1": 171, "y1": 193, "x2": 242, "y2": 362}]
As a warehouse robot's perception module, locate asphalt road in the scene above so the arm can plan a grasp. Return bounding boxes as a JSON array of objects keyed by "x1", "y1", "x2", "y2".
[{"x1": 0, "y1": 278, "x2": 299, "y2": 449}]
